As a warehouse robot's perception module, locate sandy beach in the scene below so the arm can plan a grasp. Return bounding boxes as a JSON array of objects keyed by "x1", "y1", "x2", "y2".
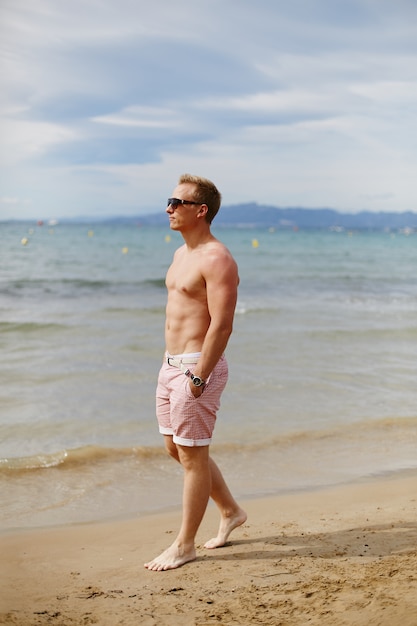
[{"x1": 1, "y1": 473, "x2": 417, "y2": 626}]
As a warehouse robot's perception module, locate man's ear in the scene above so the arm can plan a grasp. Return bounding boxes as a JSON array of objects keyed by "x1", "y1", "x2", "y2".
[{"x1": 198, "y1": 204, "x2": 208, "y2": 218}]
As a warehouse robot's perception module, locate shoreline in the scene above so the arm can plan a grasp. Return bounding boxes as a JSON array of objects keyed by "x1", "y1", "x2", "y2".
[
  {"x1": 2, "y1": 465, "x2": 417, "y2": 536},
  {"x1": 2, "y1": 472, "x2": 417, "y2": 625}
]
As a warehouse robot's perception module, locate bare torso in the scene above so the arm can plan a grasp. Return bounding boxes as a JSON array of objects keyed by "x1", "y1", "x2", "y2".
[{"x1": 165, "y1": 238, "x2": 238, "y2": 357}]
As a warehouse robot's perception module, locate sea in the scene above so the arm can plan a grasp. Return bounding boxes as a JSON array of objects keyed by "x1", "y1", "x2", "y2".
[{"x1": 1, "y1": 220, "x2": 416, "y2": 531}]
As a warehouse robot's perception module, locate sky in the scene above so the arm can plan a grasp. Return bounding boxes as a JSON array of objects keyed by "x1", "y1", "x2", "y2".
[{"x1": 1, "y1": 0, "x2": 416, "y2": 221}]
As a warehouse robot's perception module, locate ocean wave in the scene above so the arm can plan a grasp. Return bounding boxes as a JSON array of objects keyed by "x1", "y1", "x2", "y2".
[
  {"x1": 306, "y1": 326, "x2": 417, "y2": 340},
  {"x1": 1, "y1": 276, "x2": 167, "y2": 297},
  {"x1": 101, "y1": 305, "x2": 165, "y2": 315},
  {"x1": 144, "y1": 278, "x2": 166, "y2": 289},
  {"x1": 213, "y1": 415, "x2": 417, "y2": 454},
  {"x1": 0, "y1": 444, "x2": 166, "y2": 473},
  {"x1": 0, "y1": 321, "x2": 69, "y2": 334},
  {"x1": 2, "y1": 416, "x2": 415, "y2": 474}
]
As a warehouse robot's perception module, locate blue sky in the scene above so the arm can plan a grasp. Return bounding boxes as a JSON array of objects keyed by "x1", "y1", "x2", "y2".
[{"x1": 1, "y1": 0, "x2": 416, "y2": 220}]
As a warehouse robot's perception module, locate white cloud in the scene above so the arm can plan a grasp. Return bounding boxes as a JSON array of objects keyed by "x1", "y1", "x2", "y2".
[
  {"x1": 1, "y1": 118, "x2": 79, "y2": 165},
  {"x1": 0, "y1": 197, "x2": 20, "y2": 205},
  {"x1": 200, "y1": 89, "x2": 341, "y2": 115},
  {"x1": 91, "y1": 106, "x2": 183, "y2": 129},
  {"x1": 349, "y1": 80, "x2": 417, "y2": 104},
  {"x1": 1, "y1": 0, "x2": 417, "y2": 219}
]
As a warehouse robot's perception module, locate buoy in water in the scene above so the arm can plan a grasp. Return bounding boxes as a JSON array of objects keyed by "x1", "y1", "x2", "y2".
[
  {"x1": 122, "y1": 247, "x2": 129, "y2": 254},
  {"x1": 165, "y1": 235, "x2": 171, "y2": 243},
  {"x1": 252, "y1": 238, "x2": 259, "y2": 248},
  {"x1": 21, "y1": 237, "x2": 29, "y2": 246}
]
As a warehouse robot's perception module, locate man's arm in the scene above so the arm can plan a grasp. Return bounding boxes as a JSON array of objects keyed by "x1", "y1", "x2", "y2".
[{"x1": 192, "y1": 248, "x2": 238, "y2": 386}]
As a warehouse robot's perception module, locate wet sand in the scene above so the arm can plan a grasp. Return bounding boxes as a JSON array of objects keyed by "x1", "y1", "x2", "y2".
[{"x1": 1, "y1": 473, "x2": 417, "y2": 625}]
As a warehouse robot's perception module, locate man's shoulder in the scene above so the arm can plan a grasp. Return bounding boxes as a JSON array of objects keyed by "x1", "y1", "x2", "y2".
[
  {"x1": 203, "y1": 238, "x2": 234, "y2": 259},
  {"x1": 173, "y1": 243, "x2": 187, "y2": 257},
  {"x1": 206, "y1": 234, "x2": 231, "y2": 252},
  {"x1": 200, "y1": 240, "x2": 238, "y2": 279}
]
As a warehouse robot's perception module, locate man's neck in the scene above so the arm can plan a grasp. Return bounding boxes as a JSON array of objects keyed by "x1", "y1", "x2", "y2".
[{"x1": 181, "y1": 225, "x2": 214, "y2": 250}]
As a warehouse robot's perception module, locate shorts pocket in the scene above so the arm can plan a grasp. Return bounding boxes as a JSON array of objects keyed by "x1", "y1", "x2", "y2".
[{"x1": 184, "y1": 378, "x2": 205, "y2": 399}]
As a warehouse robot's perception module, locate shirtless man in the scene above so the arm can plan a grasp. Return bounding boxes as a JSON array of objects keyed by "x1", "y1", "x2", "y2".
[{"x1": 144, "y1": 174, "x2": 247, "y2": 571}]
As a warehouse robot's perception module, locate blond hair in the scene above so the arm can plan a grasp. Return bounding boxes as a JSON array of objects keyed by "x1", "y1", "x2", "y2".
[{"x1": 178, "y1": 174, "x2": 221, "y2": 224}]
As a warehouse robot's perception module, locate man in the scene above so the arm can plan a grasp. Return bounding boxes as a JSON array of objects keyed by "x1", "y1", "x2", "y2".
[{"x1": 144, "y1": 174, "x2": 247, "y2": 571}]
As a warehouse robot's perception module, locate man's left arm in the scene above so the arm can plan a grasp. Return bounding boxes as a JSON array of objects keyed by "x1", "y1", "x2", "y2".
[{"x1": 192, "y1": 251, "x2": 238, "y2": 388}]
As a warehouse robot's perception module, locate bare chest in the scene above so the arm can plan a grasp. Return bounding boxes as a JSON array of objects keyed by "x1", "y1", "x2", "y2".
[{"x1": 166, "y1": 255, "x2": 206, "y2": 300}]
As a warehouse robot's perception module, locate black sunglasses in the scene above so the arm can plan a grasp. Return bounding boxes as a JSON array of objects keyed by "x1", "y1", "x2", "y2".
[{"x1": 167, "y1": 198, "x2": 202, "y2": 209}]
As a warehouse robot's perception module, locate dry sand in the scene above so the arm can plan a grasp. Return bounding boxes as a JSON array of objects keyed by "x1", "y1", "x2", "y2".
[{"x1": 1, "y1": 473, "x2": 417, "y2": 626}]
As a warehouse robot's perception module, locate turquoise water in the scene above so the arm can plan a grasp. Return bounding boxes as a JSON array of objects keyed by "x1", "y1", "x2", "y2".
[{"x1": 1, "y1": 222, "x2": 416, "y2": 529}]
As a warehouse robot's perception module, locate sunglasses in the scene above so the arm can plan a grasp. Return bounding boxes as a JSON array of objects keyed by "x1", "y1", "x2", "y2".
[{"x1": 167, "y1": 198, "x2": 202, "y2": 209}]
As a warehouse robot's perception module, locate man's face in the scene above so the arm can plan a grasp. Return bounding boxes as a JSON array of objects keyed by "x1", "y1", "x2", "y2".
[{"x1": 166, "y1": 183, "x2": 201, "y2": 231}]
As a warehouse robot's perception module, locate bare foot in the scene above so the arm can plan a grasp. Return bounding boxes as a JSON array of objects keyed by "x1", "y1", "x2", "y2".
[
  {"x1": 204, "y1": 508, "x2": 247, "y2": 549},
  {"x1": 144, "y1": 542, "x2": 196, "y2": 571}
]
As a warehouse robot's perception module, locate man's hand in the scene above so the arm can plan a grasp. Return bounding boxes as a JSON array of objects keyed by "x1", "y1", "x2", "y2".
[{"x1": 189, "y1": 379, "x2": 204, "y2": 398}]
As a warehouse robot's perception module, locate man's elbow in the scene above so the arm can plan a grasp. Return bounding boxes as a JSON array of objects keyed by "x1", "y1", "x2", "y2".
[{"x1": 216, "y1": 322, "x2": 233, "y2": 341}]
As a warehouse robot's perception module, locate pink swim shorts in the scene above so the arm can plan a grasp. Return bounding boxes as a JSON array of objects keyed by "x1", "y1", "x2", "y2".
[{"x1": 156, "y1": 353, "x2": 228, "y2": 446}]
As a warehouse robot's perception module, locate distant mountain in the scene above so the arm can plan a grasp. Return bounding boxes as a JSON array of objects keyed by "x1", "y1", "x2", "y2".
[
  {"x1": 136, "y1": 203, "x2": 417, "y2": 231},
  {"x1": 14, "y1": 204, "x2": 414, "y2": 231}
]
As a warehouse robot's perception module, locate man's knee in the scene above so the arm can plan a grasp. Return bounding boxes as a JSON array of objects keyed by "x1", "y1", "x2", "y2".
[
  {"x1": 164, "y1": 436, "x2": 180, "y2": 461},
  {"x1": 177, "y1": 444, "x2": 209, "y2": 470}
]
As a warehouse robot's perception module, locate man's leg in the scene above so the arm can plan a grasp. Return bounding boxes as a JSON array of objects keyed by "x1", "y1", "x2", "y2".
[
  {"x1": 144, "y1": 441, "x2": 211, "y2": 571},
  {"x1": 204, "y1": 456, "x2": 247, "y2": 549},
  {"x1": 163, "y1": 437, "x2": 247, "y2": 549},
  {"x1": 162, "y1": 436, "x2": 246, "y2": 548}
]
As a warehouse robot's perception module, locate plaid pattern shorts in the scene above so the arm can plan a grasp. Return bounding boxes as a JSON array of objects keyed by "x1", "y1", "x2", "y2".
[{"x1": 156, "y1": 354, "x2": 228, "y2": 446}]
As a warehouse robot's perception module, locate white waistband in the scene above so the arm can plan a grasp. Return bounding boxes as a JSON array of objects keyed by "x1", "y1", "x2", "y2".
[{"x1": 166, "y1": 351, "x2": 200, "y2": 365}]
